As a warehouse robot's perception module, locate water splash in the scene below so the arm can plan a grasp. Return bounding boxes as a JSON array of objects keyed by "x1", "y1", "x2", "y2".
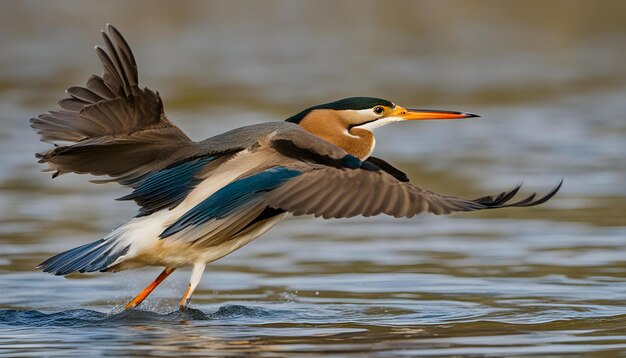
[{"x1": 0, "y1": 305, "x2": 280, "y2": 327}]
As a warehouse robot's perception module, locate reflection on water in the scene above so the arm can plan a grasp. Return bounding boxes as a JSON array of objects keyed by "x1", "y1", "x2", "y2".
[{"x1": 1, "y1": 1, "x2": 626, "y2": 357}]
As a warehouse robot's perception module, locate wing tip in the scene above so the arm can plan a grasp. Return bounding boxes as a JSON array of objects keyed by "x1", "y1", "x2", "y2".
[{"x1": 484, "y1": 179, "x2": 564, "y2": 209}]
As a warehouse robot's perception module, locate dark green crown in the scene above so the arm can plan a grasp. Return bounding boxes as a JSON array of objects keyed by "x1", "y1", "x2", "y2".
[{"x1": 286, "y1": 97, "x2": 393, "y2": 124}]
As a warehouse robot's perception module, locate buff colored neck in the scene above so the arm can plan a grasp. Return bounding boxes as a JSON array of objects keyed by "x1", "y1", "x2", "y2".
[{"x1": 299, "y1": 109, "x2": 375, "y2": 160}]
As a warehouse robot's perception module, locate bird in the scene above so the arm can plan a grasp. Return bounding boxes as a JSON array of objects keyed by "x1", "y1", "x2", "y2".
[{"x1": 31, "y1": 25, "x2": 562, "y2": 311}]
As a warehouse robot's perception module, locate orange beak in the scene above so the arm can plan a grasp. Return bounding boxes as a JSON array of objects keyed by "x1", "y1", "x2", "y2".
[{"x1": 391, "y1": 105, "x2": 479, "y2": 120}]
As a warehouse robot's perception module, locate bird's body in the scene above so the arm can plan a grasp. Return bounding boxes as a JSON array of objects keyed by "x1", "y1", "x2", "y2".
[{"x1": 31, "y1": 25, "x2": 561, "y2": 310}]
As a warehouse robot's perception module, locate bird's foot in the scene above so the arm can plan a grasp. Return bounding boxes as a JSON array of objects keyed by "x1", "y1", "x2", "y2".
[
  {"x1": 124, "y1": 301, "x2": 138, "y2": 310},
  {"x1": 179, "y1": 299, "x2": 190, "y2": 312}
]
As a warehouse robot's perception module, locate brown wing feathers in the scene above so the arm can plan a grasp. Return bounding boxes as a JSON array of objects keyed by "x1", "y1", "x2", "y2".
[
  {"x1": 31, "y1": 24, "x2": 194, "y2": 183},
  {"x1": 264, "y1": 162, "x2": 562, "y2": 219},
  {"x1": 264, "y1": 128, "x2": 561, "y2": 219}
]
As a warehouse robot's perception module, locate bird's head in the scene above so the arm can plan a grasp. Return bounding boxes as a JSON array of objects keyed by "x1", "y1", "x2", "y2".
[{"x1": 286, "y1": 97, "x2": 478, "y2": 159}]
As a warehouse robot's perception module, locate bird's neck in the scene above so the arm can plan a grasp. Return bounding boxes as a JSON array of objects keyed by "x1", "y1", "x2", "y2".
[
  {"x1": 343, "y1": 127, "x2": 375, "y2": 159},
  {"x1": 299, "y1": 110, "x2": 375, "y2": 159}
]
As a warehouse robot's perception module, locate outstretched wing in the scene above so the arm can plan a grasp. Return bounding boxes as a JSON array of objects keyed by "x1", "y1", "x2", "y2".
[
  {"x1": 264, "y1": 164, "x2": 562, "y2": 219},
  {"x1": 259, "y1": 127, "x2": 562, "y2": 219},
  {"x1": 158, "y1": 124, "x2": 561, "y2": 242},
  {"x1": 31, "y1": 24, "x2": 196, "y2": 184}
]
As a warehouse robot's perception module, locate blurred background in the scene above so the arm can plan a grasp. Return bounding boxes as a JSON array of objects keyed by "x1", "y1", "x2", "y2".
[{"x1": 1, "y1": 1, "x2": 626, "y2": 357}]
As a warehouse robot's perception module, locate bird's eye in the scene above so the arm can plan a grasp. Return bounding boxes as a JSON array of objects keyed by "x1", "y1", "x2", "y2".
[{"x1": 373, "y1": 106, "x2": 385, "y2": 115}]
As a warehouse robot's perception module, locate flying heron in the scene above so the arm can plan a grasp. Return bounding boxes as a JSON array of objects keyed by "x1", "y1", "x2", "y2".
[{"x1": 31, "y1": 25, "x2": 562, "y2": 311}]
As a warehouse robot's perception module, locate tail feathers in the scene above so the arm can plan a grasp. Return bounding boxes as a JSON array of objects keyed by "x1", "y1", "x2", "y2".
[{"x1": 38, "y1": 235, "x2": 130, "y2": 276}]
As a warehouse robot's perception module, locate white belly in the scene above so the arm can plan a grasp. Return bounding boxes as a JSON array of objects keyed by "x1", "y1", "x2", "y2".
[
  {"x1": 106, "y1": 150, "x2": 287, "y2": 270},
  {"x1": 110, "y1": 212, "x2": 287, "y2": 271}
]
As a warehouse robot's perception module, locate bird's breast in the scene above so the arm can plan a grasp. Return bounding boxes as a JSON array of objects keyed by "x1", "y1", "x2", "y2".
[{"x1": 344, "y1": 127, "x2": 375, "y2": 160}]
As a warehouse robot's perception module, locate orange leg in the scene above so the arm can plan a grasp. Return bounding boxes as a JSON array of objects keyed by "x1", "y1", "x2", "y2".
[
  {"x1": 125, "y1": 267, "x2": 176, "y2": 310},
  {"x1": 179, "y1": 285, "x2": 193, "y2": 310}
]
